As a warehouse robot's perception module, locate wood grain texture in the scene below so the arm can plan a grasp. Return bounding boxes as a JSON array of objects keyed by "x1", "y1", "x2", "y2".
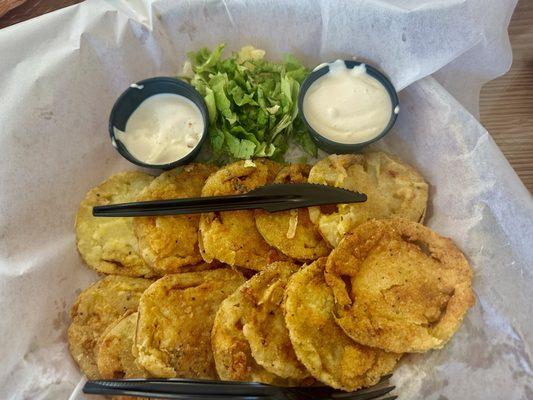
[
  {"x1": 0, "y1": 1, "x2": 26, "y2": 18},
  {"x1": 480, "y1": 0, "x2": 533, "y2": 192},
  {"x1": 0, "y1": 0, "x2": 81, "y2": 28},
  {"x1": 0, "y1": 0, "x2": 532, "y2": 192}
]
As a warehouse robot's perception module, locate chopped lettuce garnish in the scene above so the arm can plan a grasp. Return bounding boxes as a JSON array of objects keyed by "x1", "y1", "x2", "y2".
[{"x1": 183, "y1": 44, "x2": 317, "y2": 162}]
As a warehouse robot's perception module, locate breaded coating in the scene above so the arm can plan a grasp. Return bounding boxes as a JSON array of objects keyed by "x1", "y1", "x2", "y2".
[
  {"x1": 68, "y1": 276, "x2": 153, "y2": 378},
  {"x1": 135, "y1": 269, "x2": 245, "y2": 378},
  {"x1": 199, "y1": 159, "x2": 286, "y2": 270},
  {"x1": 307, "y1": 152, "x2": 428, "y2": 247},
  {"x1": 212, "y1": 285, "x2": 293, "y2": 384},
  {"x1": 284, "y1": 259, "x2": 399, "y2": 391},
  {"x1": 133, "y1": 164, "x2": 216, "y2": 274},
  {"x1": 239, "y1": 262, "x2": 309, "y2": 380},
  {"x1": 255, "y1": 165, "x2": 330, "y2": 261},
  {"x1": 97, "y1": 312, "x2": 148, "y2": 379},
  {"x1": 178, "y1": 261, "x2": 225, "y2": 273},
  {"x1": 326, "y1": 219, "x2": 475, "y2": 353},
  {"x1": 76, "y1": 172, "x2": 155, "y2": 277}
]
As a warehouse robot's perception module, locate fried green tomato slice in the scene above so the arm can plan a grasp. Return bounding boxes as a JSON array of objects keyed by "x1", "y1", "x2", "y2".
[
  {"x1": 239, "y1": 262, "x2": 309, "y2": 380},
  {"x1": 135, "y1": 269, "x2": 245, "y2": 378},
  {"x1": 97, "y1": 312, "x2": 149, "y2": 379},
  {"x1": 76, "y1": 172, "x2": 155, "y2": 277},
  {"x1": 212, "y1": 285, "x2": 291, "y2": 384},
  {"x1": 255, "y1": 165, "x2": 330, "y2": 261},
  {"x1": 199, "y1": 159, "x2": 286, "y2": 270},
  {"x1": 325, "y1": 218, "x2": 475, "y2": 353},
  {"x1": 68, "y1": 276, "x2": 153, "y2": 378},
  {"x1": 133, "y1": 164, "x2": 216, "y2": 274},
  {"x1": 307, "y1": 152, "x2": 428, "y2": 247},
  {"x1": 284, "y1": 258, "x2": 399, "y2": 391}
]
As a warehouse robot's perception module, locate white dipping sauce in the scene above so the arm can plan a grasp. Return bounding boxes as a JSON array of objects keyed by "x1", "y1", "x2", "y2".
[
  {"x1": 115, "y1": 93, "x2": 204, "y2": 165},
  {"x1": 303, "y1": 60, "x2": 393, "y2": 144}
]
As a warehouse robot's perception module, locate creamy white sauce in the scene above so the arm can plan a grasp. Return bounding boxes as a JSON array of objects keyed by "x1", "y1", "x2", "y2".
[
  {"x1": 115, "y1": 93, "x2": 204, "y2": 165},
  {"x1": 303, "y1": 60, "x2": 393, "y2": 144}
]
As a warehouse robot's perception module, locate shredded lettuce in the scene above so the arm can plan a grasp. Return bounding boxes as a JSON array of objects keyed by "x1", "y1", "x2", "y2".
[{"x1": 182, "y1": 44, "x2": 317, "y2": 162}]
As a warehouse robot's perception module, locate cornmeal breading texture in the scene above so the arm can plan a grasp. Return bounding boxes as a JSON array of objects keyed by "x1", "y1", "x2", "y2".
[
  {"x1": 308, "y1": 152, "x2": 428, "y2": 247},
  {"x1": 284, "y1": 259, "x2": 400, "y2": 391},
  {"x1": 255, "y1": 164, "x2": 330, "y2": 261},
  {"x1": 133, "y1": 164, "x2": 216, "y2": 274},
  {"x1": 76, "y1": 172, "x2": 155, "y2": 277},
  {"x1": 199, "y1": 159, "x2": 286, "y2": 270},
  {"x1": 135, "y1": 269, "x2": 245, "y2": 378},
  {"x1": 68, "y1": 276, "x2": 153, "y2": 378},
  {"x1": 325, "y1": 218, "x2": 475, "y2": 353}
]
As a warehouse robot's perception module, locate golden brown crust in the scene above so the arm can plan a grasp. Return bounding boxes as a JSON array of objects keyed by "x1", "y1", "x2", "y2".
[
  {"x1": 133, "y1": 164, "x2": 216, "y2": 275},
  {"x1": 97, "y1": 312, "x2": 149, "y2": 379},
  {"x1": 67, "y1": 276, "x2": 153, "y2": 379},
  {"x1": 326, "y1": 218, "x2": 475, "y2": 353},
  {"x1": 75, "y1": 172, "x2": 156, "y2": 277},
  {"x1": 239, "y1": 262, "x2": 309, "y2": 380},
  {"x1": 255, "y1": 165, "x2": 330, "y2": 261},
  {"x1": 307, "y1": 152, "x2": 428, "y2": 247},
  {"x1": 284, "y1": 259, "x2": 399, "y2": 391},
  {"x1": 199, "y1": 159, "x2": 286, "y2": 270},
  {"x1": 211, "y1": 284, "x2": 292, "y2": 384},
  {"x1": 177, "y1": 261, "x2": 226, "y2": 273},
  {"x1": 135, "y1": 269, "x2": 245, "y2": 378}
]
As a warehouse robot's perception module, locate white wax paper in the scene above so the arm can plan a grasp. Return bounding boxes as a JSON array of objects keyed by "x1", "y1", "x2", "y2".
[{"x1": 0, "y1": 0, "x2": 531, "y2": 399}]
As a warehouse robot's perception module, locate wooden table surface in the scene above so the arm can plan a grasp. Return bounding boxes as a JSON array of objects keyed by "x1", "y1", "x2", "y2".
[{"x1": 1, "y1": 0, "x2": 532, "y2": 192}]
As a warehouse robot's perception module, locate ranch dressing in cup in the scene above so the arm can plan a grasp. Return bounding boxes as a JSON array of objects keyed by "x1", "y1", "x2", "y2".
[
  {"x1": 114, "y1": 93, "x2": 204, "y2": 165},
  {"x1": 303, "y1": 60, "x2": 394, "y2": 145}
]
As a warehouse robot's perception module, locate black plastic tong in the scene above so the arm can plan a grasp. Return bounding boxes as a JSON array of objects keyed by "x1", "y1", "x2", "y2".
[
  {"x1": 83, "y1": 376, "x2": 396, "y2": 399},
  {"x1": 92, "y1": 183, "x2": 366, "y2": 217}
]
